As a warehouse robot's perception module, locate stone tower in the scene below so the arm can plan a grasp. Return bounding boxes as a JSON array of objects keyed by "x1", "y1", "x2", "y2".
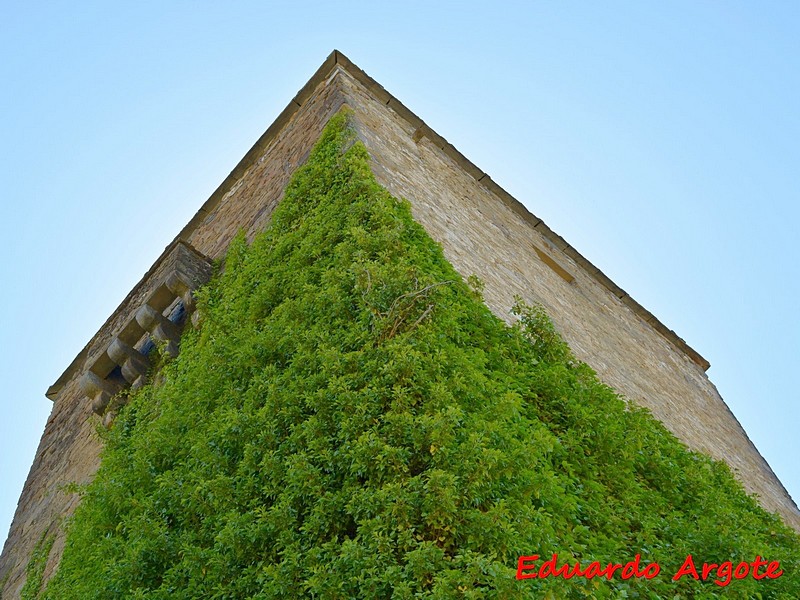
[{"x1": 1, "y1": 50, "x2": 797, "y2": 598}]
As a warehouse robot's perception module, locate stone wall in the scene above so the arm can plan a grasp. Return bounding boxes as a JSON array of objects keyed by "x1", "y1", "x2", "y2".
[
  {"x1": 1, "y1": 51, "x2": 796, "y2": 598},
  {"x1": 0, "y1": 57, "x2": 347, "y2": 600},
  {"x1": 332, "y1": 65, "x2": 800, "y2": 531}
]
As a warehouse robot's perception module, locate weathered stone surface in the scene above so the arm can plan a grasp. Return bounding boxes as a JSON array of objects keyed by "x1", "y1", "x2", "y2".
[
  {"x1": 79, "y1": 371, "x2": 123, "y2": 415},
  {"x1": 332, "y1": 65, "x2": 799, "y2": 531},
  {"x1": 136, "y1": 305, "x2": 181, "y2": 357},
  {"x1": 1, "y1": 51, "x2": 796, "y2": 598},
  {"x1": 0, "y1": 241, "x2": 213, "y2": 597},
  {"x1": 107, "y1": 338, "x2": 150, "y2": 384}
]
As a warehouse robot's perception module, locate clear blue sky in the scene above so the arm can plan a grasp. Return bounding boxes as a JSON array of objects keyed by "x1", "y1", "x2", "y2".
[{"x1": 1, "y1": 1, "x2": 798, "y2": 546}]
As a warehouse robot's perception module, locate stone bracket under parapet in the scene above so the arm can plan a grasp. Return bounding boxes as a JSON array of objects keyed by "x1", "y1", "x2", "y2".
[{"x1": 49, "y1": 242, "x2": 213, "y2": 421}]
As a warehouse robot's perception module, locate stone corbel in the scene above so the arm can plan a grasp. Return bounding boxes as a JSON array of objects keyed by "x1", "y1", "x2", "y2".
[
  {"x1": 70, "y1": 241, "x2": 213, "y2": 419},
  {"x1": 107, "y1": 338, "x2": 151, "y2": 386},
  {"x1": 166, "y1": 271, "x2": 199, "y2": 311},
  {"x1": 79, "y1": 371, "x2": 124, "y2": 415},
  {"x1": 135, "y1": 304, "x2": 181, "y2": 358}
]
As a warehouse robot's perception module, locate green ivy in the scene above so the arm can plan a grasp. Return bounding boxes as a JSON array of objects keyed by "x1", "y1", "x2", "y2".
[
  {"x1": 43, "y1": 110, "x2": 799, "y2": 599},
  {"x1": 21, "y1": 532, "x2": 54, "y2": 600}
]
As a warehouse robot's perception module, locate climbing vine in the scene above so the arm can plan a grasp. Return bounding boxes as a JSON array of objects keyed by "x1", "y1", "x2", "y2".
[
  {"x1": 20, "y1": 532, "x2": 54, "y2": 600},
  {"x1": 43, "y1": 111, "x2": 799, "y2": 598}
]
